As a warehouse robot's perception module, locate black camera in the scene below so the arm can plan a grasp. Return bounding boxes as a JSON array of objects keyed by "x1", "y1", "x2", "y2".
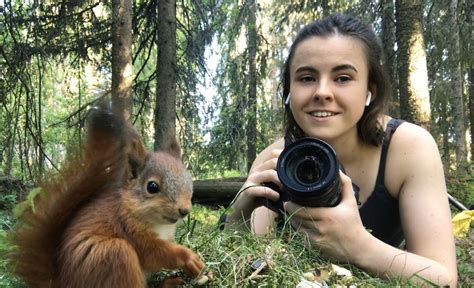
[{"x1": 259, "y1": 138, "x2": 359, "y2": 213}]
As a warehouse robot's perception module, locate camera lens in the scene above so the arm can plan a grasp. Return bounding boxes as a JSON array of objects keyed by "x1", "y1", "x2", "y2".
[
  {"x1": 277, "y1": 138, "x2": 341, "y2": 207},
  {"x1": 294, "y1": 156, "x2": 322, "y2": 185}
]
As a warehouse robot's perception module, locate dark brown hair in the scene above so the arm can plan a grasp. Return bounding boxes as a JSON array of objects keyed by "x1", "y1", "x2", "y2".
[{"x1": 283, "y1": 13, "x2": 389, "y2": 146}]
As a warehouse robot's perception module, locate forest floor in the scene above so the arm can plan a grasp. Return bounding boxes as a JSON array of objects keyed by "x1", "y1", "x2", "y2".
[{"x1": 0, "y1": 178, "x2": 473, "y2": 287}]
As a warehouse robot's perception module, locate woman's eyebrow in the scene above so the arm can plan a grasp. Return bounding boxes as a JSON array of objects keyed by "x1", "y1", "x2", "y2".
[
  {"x1": 294, "y1": 64, "x2": 357, "y2": 74},
  {"x1": 332, "y1": 64, "x2": 358, "y2": 73},
  {"x1": 294, "y1": 66, "x2": 319, "y2": 74}
]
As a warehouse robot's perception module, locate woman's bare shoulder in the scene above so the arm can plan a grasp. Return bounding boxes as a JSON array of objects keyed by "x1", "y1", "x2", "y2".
[
  {"x1": 384, "y1": 119, "x2": 443, "y2": 196},
  {"x1": 391, "y1": 121, "x2": 438, "y2": 151}
]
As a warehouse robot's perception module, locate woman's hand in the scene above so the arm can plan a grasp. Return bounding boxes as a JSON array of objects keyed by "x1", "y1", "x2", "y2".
[
  {"x1": 226, "y1": 148, "x2": 283, "y2": 226},
  {"x1": 284, "y1": 171, "x2": 371, "y2": 262}
]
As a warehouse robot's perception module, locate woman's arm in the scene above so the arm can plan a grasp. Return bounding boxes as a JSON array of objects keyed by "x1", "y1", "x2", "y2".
[
  {"x1": 285, "y1": 124, "x2": 457, "y2": 286},
  {"x1": 360, "y1": 123, "x2": 457, "y2": 286}
]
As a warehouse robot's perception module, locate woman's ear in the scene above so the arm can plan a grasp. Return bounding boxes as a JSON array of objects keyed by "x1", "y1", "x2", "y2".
[
  {"x1": 365, "y1": 91, "x2": 372, "y2": 106},
  {"x1": 366, "y1": 84, "x2": 376, "y2": 106},
  {"x1": 285, "y1": 93, "x2": 291, "y2": 106},
  {"x1": 369, "y1": 84, "x2": 377, "y2": 100}
]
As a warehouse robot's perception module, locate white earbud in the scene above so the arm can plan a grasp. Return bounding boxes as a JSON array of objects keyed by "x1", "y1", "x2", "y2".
[
  {"x1": 365, "y1": 91, "x2": 372, "y2": 106},
  {"x1": 285, "y1": 93, "x2": 291, "y2": 105}
]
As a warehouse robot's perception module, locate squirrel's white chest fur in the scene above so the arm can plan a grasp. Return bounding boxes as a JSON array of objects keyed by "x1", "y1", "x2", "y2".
[{"x1": 152, "y1": 223, "x2": 176, "y2": 241}]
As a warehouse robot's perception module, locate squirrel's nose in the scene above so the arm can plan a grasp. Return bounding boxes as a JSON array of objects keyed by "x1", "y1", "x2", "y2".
[{"x1": 179, "y1": 208, "x2": 190, "y2": 217}]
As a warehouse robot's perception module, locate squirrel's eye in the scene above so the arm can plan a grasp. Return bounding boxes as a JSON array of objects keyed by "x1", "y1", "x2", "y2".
[{"x1": 146, "y1": 181, "x2": 160, "y2": 194}]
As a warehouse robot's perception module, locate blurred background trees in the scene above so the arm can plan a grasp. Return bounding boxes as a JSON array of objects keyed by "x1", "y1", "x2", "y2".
[{"x1": 0, "y1": 0, "x2": 472, "y2": 201}]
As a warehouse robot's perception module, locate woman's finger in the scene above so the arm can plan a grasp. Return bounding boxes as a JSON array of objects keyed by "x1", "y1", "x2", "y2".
[{"x1": 284, "y1": 201, "x2": 324, "y2": 221}]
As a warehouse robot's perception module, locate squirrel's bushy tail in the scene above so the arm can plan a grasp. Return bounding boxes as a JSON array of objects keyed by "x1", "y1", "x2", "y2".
[{"x1": 8, "y1": 106, "x2": 132, "y2": 287}]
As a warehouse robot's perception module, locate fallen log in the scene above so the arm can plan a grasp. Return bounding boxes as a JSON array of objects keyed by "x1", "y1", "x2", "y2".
[{"x1": 192, "y1": 177, "x2": 245, "y2": 207}]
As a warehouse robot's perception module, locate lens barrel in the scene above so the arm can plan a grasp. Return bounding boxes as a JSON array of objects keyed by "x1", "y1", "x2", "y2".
[{"x1": 277, "y1": 138, "x2": 341, "y2": 207}]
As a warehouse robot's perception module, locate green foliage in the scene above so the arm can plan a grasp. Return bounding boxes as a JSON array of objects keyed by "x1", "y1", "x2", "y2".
[
  {"x1": 447, "y1": 176, "x2": 474, "y2": 209},
  {"x1": 0, "y1": 231, "x2": 24, "y2": 288},
  {"x1": 0, "y1": 183, "x2": 21, "y2": 231},
  {"x1": 0, "y1": 194, "x2": 25, "y2": 287},
  {"x1": 12, "y1": 187, "x2": 42, "y2": 218},
  {"x1": 455, "y1": 230, "x2": 474, "y2": 285}
]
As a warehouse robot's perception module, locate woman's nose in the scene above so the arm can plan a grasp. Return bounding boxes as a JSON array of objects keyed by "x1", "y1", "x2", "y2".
[{"x1": 312, "y1": 80, "x2": 333, "y2": 101}]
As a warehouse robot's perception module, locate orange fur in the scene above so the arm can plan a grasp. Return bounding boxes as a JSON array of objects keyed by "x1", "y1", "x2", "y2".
[{"x1": 9, "y1": 106, "x2": 204, "y2": 288}]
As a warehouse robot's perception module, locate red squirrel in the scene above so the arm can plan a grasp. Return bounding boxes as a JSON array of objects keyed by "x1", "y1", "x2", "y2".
[{"x1": 9, "y1": 105, "x2": 205, "y2": 287}]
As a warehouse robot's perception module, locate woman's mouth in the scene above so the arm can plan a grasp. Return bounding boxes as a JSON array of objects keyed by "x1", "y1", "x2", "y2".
[{"x1": 310, "y1": 111, "x2": 337, "y2": 117}]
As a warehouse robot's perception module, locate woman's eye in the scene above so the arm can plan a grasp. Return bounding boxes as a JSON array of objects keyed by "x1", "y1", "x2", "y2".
[
  {"x1": 146, "y1": 181, "x2": 160, "y2": 194},
  {"x1": 336, "y1": 75, "x2": 351, "y2": 83},
  {"x1": 300, "y1": 76, "x2": 315, "y2": 82}
]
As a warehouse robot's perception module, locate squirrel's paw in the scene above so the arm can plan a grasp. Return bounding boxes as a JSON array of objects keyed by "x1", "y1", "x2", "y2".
[
  {"x1": 178, "y1": 247, "x2": 205, "y2": 278},
  {"x1": 159, "y1": 276, "x2": 184, "y2": 288}
]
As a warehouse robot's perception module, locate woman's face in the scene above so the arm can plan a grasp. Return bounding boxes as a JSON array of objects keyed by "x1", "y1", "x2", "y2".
[{"x1": 289, "y1": 35, "x2": 370, "y2": 143}]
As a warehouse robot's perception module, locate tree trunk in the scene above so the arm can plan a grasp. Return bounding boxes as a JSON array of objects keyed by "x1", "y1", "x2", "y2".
[
  {"x1": 470, "y1": 67, "x2": 474, "y2": 165},
  {"x1": 111, "y1": 0, "x2": 133, "y2": 120},
  {"x1": 246, "y1": 0, "x2": 257, "y2": 172},
  {"x1": 3, "y1": 95, "x2": 21, "y2": 176},
  {"x1": 36, "y1": 59, "x2": 44, "y2": 176},
  {"x1": 381, "y1": 0, "x2": 398, "y2": 117},
  {"x1": 468, "y1": 1, "x2": 474, "y2": 167},
  {"x1": 448, "y1": 0, "x2": 468, "y2": 177},
  {"x1": 322, "y1": 0, "x2": 329, "y2": 17},
  {"x1": 154, "y1": 0, "x2": 177, "y2": 151},
  {"x1": 395, "y1": 0, "x2": 431, "y2": 129},
  {"x1": 441, "y1": 98, "x2": 450, "y2": 172}
]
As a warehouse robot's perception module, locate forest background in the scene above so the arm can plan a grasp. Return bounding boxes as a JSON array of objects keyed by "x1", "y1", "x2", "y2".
[
  {"x1": 0, "y1": 0, "x2": 473, "y2": 286},
  {"x1": 1, "y1": 0, "x2": 474, "y2": 192}
]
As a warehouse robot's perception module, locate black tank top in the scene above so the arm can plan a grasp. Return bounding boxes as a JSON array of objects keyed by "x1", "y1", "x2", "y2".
[{"x1": 359, "y1": 118, "x2": 404, "y2": 247}]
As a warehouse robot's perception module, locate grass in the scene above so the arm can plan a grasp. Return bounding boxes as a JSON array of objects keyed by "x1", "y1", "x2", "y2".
[
  {"x1": 148, "y1": 204, "x2": 473, "y2": 287},
  {"x1": 1, "y1": 198, "x2": 473, "y2": 287}
]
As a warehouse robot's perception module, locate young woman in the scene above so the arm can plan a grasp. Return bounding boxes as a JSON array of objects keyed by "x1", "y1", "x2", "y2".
[{"x1": 224, "y1": 13, "x2": 457, "y2": 286}]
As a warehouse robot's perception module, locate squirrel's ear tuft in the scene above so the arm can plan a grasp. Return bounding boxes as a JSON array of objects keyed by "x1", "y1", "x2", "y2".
[
  {"x1": 126, "y1": 127, "x2": 148, "y2": 179},
  {"x1": 164, "y1": 138, "x2": 182, "y2": 159}
]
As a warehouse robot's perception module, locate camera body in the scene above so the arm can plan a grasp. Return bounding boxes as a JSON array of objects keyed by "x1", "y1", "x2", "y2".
[{"x1": 260, "y1": 138, "x2": 359, "y2": 213}]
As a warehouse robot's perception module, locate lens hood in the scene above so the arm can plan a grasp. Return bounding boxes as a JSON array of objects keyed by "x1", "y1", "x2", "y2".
[{"x1": 277, "y1": 138, "x2": 341, "y2": 207}]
